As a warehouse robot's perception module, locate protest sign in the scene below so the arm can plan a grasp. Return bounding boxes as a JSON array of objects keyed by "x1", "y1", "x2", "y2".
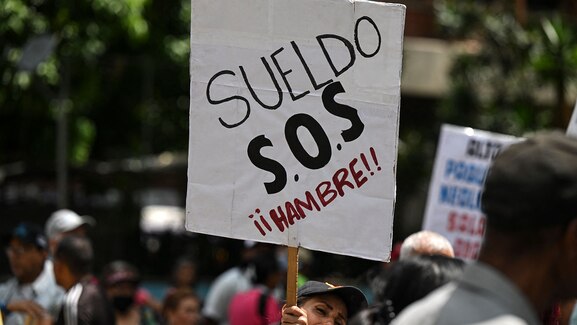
[
  {"x1": 421, "y1": 125, "x2": 520, "y2": 260},
  {"x1": 187, "y1": 0, "x2": 405, "y2": 261}
]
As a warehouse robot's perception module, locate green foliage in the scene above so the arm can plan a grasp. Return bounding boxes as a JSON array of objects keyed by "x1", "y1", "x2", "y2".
[
  {"x1": 435, "y1": 0, "x2": 577, "y2": 134},
  {"x1": 395, "y1": 2, "x2": 577, "y2": 238},
  {"x1": 0, "y1": 0, "x2": 191, "y2": 166}
]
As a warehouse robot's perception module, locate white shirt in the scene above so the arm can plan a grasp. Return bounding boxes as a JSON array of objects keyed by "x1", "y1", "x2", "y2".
[
  {"x1": 202, "y1": 266, "x2": 254, "y2": 325},
  {"x1": 0, "y1": 260, "x2": 65, "y2": 325}
]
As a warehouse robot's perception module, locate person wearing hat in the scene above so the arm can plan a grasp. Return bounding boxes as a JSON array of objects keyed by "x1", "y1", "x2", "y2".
[
  {"x1": 281, "y1": 281, "x2": 368, "y2": 325},
  {"x1": 0, "y1": 223, "x2": 64, "y2": 325},
  {"x1": 101, "y1": 260, "x2": 161, "y2": 325},
  {"x1": 45, "y1": 209, "x2": 94, "y2": 256},
  {"x1": 393, "y1": 131, "x2": 577, "y2": 325}
]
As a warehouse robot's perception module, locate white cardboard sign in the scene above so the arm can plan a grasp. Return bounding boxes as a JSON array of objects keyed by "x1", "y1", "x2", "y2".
[
  {"x1": 186, "y1": 0, "x2": 406, "y2": 261},
  {"x1": 422, "y1": 125, "x2": 520, "y2": 260}
]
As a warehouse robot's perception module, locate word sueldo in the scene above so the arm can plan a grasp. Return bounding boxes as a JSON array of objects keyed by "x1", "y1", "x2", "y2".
[{"x1": 205, "y1": 16, "x2": 382, "y2": 194}]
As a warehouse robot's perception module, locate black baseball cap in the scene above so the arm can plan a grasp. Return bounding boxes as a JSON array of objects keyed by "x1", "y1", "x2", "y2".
[
  {"x1": 102, "y1": 260, "x2": 141, "y2": 286},
  {"x1": 482, "y1": 130, "x2": 577, "y2": 230},
  {"x1": 4, "y1": 223, "x2": 48, "y2": 250},
  {"x1": 297, "y1": 281, "x2": 368, "y2": 318}
]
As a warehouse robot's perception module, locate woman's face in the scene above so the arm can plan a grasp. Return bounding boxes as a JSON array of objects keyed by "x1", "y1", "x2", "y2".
[
  {"x1": 300, "y1": 294, "x2": 348, "y2": 325},
  {"x1": 167, "y1": 297, "x2": 200, "y2": 325},
  {"x1": 174, "y1": 263, "x2": 196, "y2": 287}
]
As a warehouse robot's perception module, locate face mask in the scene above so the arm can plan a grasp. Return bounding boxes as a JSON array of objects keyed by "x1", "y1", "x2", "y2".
[{"x1": 112, "y1": 295, "x2": 135, "y2": 313}]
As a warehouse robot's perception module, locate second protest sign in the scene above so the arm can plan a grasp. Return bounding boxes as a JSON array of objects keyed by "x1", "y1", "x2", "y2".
[{"x1": 422, "y1": 124, "x2": 520, "y2": 260}]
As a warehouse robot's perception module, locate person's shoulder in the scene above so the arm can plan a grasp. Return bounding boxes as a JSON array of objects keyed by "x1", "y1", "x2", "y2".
[
  {"x1": 33, "y1": 262, "x2": 64, "y2": 296},
  {"x1": 0, "y1": 277, "x2": 18, "y2": 294},
  {"x1": 233, "y1": 287, "x2": 260, "y2": 298},
  {"x1": 207, "y1": 267, "x2": 248, "y2": 298},
  {"x1": 77, "y1": 280, "x2": 107, "y2": 303},
  {"x1": 75, "y1": 281, "x2": 115, "y2": 324},
  {"x1": 209, "y1": 267, "x2": 243, "y2": 289},
  {"x1": 392, "y1": 283, "x2": 456, "y2": 325}
]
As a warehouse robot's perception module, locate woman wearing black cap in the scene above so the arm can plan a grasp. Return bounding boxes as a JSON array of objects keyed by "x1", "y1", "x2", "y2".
[
  {"x1": 101, "y1": 260, "x2": 161, "y2": 325},
  {"x1": 281, "y1": 281, "x2": 367, "y2": 325}
]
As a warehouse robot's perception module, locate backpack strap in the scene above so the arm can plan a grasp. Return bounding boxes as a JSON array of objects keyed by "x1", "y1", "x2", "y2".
[{"x1": 258, "y1": 290, "x2": 270, "y2": 325}]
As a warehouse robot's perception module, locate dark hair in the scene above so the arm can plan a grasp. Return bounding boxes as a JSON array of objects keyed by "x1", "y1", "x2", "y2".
[
  {"x1": 386, "y1": 255, "x2": 463, "y2": 310},
  {"x1": 252, "y1": 251, "x2": 280, "y2": 285},
  {"x1": 365, "y1": 254, "x2": 464, "y2": 323},
  {"x1": 162, "y1": 288, "x2": 199, "y2": 318},
  {"x1": 54, "y1": 235, "x2": 93, "y2": 277},
  {"x1": 350, "y1": 302, "x2": 395, "y2": 325}
]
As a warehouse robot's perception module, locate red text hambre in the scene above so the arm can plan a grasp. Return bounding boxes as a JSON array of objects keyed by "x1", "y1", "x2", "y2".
[{"x1": 248, "y1": 147, "x2": 382, "y2": 236}]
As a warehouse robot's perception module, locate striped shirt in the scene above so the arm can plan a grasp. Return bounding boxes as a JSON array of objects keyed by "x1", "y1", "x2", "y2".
[{"x1": 55, "y1": 278, "x2": 114, "y2": 325}]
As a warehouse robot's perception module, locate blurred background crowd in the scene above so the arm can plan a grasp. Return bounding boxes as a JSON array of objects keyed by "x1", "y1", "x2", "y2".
[{"x1": 2, "y1": 0, "x2": 577, "y2": 323}]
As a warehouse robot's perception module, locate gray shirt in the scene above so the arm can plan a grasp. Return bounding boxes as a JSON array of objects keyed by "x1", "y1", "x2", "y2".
[
  {"x1": 392, "y1": 262, "x2": 540, "y2": 325},
  {"x1": 0, "y1": 260, "x2": 65, "y2": 325}
]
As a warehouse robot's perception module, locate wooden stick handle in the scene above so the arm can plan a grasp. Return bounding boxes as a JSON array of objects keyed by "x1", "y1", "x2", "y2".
[{"x1": 286, "y1": 246, "x2": 299, "y2": 306}]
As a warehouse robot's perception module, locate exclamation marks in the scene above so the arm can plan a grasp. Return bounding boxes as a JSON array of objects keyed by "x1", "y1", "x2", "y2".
[
  {"x1": 360, "y1": 147, "x2": 381, "y2": 176},
  {"x1": 249, "y1": 209, "x2": 272, "y2": 236},
  {"x1": 360, "y1": 153, "x2": 372, "y2": 175},
  {"x1": 370, "y1": 147, "x2": 381, "y2": 172}
]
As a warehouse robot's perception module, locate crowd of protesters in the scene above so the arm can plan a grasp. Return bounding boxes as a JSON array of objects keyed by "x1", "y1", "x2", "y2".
[{"x1": 2, "y1": 130, "x2": 577, "y2": 325}]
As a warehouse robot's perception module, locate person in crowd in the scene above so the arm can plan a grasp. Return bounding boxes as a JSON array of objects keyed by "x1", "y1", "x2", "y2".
[
  {"x1": 101, "y1": 260, "x2": 161, "y2": 325},
  {"x1": 393, "y1": 131, "x2": 577, "y2": 324},
  {"x1": 281, "y1": 280, "x2": 368, "y2": 325},
  {"x1": 228, "y1": 251, "x2": 283, "y2": 325},
  {"x1": 351, "y1": 255, "x2": 464, "y2": 325},
  {"x1": 168, "y1": 256, "x2": 198, "y2": 294},
  {"x1": 361, "y1": 231, "x2": 452, "y2": 318},
  {"x1": 398, "y1": 230, "x2": 454, "y2": 260},
  {"x1": 201, "y1": 241, "x2": 275, "y2": 325},
  {"x1": 53, "y1": 235, "x2": 114, "y2": 325},
  {"x1": 162, "y1": 289, "x2": 201, "y2": 325},
  {"x1": 364, "y1": 241, "x2": 402, "y2": 303},
  {"x1": 45, "y1": 209, "x2": 94, "y2": 256},
  {"x1": 0, "y1": 223, "x2": 64, "y2": 325}
]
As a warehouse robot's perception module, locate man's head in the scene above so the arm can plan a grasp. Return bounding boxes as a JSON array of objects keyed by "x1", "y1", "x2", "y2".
[
  {"x1": 252, "y1": 251, "x2": 282, "y2": 290},
  {"x1": 399, "y1": 230, "x2": 454, "y2": 260},
  {"x1": 53, "y1": 235, "x2": 93, "y2": 290},
  {"x1": 4, "y1": 223, "x2": 48, "y2": 283},
  {"x1": 482, "y1": 131, "x2": 577, "y2": 232},
  {"x1": 480, "y1": 131, "x2": 577, "y2": 298},
  {"x1": 45, "y1": 209, "x2": 93, "y2": 255}
]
